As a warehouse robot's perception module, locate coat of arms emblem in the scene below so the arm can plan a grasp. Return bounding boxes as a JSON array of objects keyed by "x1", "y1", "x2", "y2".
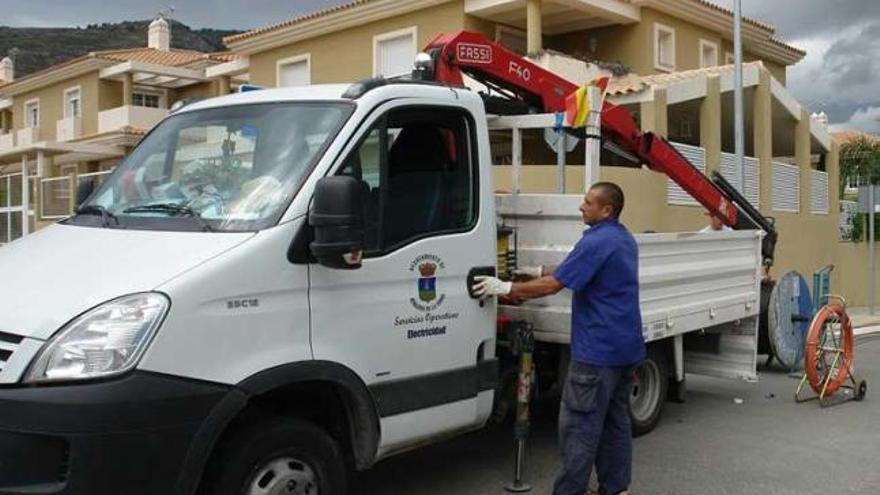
[{"x1": 417, "y1": 262, "x2": 437, "y2": 302}]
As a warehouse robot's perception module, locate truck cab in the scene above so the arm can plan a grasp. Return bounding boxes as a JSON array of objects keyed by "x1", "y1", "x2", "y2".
[{"x1": 0, "y1": 83, "x2": 499, "y2": 495}]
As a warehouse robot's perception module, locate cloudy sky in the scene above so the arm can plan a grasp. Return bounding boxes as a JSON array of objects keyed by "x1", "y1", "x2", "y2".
[{"x1": 3, "y1": 0, "x2": 879, "y2": 133}]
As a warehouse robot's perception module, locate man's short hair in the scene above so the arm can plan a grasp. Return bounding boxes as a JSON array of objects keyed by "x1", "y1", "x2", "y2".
[{"x1": 590, "y1": 182, "x2": 625, "y2": 217}]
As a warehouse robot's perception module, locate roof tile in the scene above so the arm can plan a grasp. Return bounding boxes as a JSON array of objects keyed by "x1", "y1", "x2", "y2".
[
  {"x1": 93, "y1": 48, "x2": 239, "y2": 66},
  {"x1": 833, "y1": 131, "x2": 880, "y2": 144},
  {"x1": 225, "y1": 0, "x2": 371, "y2": 45},
  {"x1": 0, "y1": 48, "x2": 238, "y2": 91}
]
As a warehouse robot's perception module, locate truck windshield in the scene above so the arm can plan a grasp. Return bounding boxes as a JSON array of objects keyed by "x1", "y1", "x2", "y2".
[{"x1": 73, "y1": 102, "x2": 352, "y2": 232}]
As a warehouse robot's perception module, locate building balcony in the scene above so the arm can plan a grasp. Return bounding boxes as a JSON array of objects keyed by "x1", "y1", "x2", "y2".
[
  {"x1": 16, "y1": 127, "x2": 40, "y2": 147},
  {"x1": 465, "y1": 0, "x2": 640, "y2": 35},
  {"x1": 56, "y1": 117, "x2": 83, "y2": 142},
  {"x1": 98, "y1": 105, "x2": 169, "y2": 134},
  {"x1": 0, "y1": 131, "x2": 14, "y2": 151}
]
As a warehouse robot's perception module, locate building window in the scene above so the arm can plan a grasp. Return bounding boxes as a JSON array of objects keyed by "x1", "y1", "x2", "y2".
[
  {"x1": 277, "y1": 54, "x2": 311, "y2": 87},
  {"x1": 699, "y1": 40, "x2": 718, "y2": 68},
  {"x1": 679, "y1": 118, "x2": 694, "y2": 139},
  {"x1": 725, "y1": 52, "x2": 735, "y2": 65},
  {"x1": 374, "y1": 26, "x2": 417, "y2": 78},
  {"x1": 495, "y1": 25, "x2": 527, "y2": 56},
  {"x1": 64, "y1": 87, "x2": 81, "y2": 118},
  {"x1": 24, "y1": 100, "x2": 39, "y2": 128},
  {"x1": 654, "y1": 23, "x2": 676, "y2": 72},
  {"x1": 133, "y1": 91, "x2": 162, "y2": 108}
]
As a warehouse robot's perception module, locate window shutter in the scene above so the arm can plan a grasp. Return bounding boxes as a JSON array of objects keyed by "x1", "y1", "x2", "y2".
[
  {"x1": 279, "y1": 60, "x2": 310, "y2": 87},
  {"x1": 720, "y1": 152, "x2": 759, "y2": 207},
  {"x1": 667, "y1": 142, "x2": 705, "y2": 206},
  {"x1": 772, "y1": 161, "x2": 800, "y2": 212},
  {"x1": 377, "y1": 34, "x2": 415, "y2": 77},
  {"x1": 811, "y1": 170, "x2": 829, "y2": 214}
]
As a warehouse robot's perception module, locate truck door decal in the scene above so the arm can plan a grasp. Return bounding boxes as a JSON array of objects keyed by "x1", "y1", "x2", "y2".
[{"x1": 409, "y1": 253, "x2": 446, "y2": 311}]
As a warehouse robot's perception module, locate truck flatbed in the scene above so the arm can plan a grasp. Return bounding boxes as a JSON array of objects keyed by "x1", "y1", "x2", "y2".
[{"x1": 497, "y1": 193, "x2": 762, "y2": 381}]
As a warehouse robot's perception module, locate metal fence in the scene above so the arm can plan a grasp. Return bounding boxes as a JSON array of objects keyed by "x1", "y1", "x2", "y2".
[
  {"x1": 39, "y1": 170, "x2": 113, "y2": 220},
  {"x1": 40, "y1": 176, "x2": 73, "y2": 219},
  {"x1": 0, "y1": 173, "x2": 36, "y2": 245},
  {"x1": 840, "y1": 200, "x2": 858, "y2": 241}
]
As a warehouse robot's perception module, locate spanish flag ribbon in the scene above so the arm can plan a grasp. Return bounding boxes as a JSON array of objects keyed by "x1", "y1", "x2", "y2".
[{"x1": 564, "y1": 77, "x2": 609, "y2": 128}]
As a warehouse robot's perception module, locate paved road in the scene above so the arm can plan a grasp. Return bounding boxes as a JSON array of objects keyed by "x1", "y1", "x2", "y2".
[{"x1": 353, "y1": 335, "x2": 880, "y2": 495}]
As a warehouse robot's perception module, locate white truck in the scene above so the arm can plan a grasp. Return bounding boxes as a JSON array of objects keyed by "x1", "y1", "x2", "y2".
[{"x1": 0, "y1": 34, "x2": 766, "y2": 495}]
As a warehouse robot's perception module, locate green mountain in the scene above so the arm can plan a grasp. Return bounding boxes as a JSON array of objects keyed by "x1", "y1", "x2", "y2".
[{"x1": 0, "y1": 20, "x2": 241, "y2": 78}]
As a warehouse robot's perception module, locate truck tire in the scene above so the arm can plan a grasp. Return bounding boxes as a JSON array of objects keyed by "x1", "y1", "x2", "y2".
[
  {"x1": 203, "y1": 416, "x2": 348, "y2": 495},
  {"x1": 630, "y1": 347, "x2": 668, "y2": 437}
]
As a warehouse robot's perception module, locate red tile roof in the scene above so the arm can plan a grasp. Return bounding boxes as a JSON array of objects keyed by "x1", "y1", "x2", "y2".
[
  {"x1": 833, "y1": 131, "x2": 880, "y2": 144},
  {"x1": 0, "y1": 48, "x2": 238, "y2": 90},
  {"x1": 624, "y1": 0, "x2": 804, "y2": 57},
  {"x1": 225, "y1": 0, "x2": 371, "y2": 45},
  {"x1": 94, "y1": 48, "x2": 239, "y2": 66}
]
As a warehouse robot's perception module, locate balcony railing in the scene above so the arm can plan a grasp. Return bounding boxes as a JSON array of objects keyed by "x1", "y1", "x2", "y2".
[
  {"x1": 0, "y1": 132, "x2": 14, "y2": 151},
  {"x1": 40, "y1": 176, "x2": 72, "y2": 219},
  {"x1": 16, "y1": 127, "x2": 40, "y2": 147},
  {"x1": 98, "y1": 105, "x2": 168, "y2": 134},
  {"x1": 40, "y1": 170, "x2": 114, "y2": 220},
  {"x1": 0, "y1": 172, "x2": 35, "y2": 245},
  {"x1": 56, "y1": 117, "x2": 83, "y2": 142}
]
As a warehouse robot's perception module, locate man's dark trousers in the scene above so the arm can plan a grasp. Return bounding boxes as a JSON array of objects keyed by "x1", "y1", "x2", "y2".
[{"x1": 552, "y1": 360, "x2": 635, "y2": 495}]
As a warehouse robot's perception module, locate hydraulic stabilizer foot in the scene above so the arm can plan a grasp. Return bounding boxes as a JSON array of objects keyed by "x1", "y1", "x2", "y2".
[{"x1": 504, "y1": 319, "x2": 534, "y2": 493}]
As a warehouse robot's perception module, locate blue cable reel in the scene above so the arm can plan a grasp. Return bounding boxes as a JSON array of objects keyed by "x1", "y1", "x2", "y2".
[{"x1": 766, "y1": 271, "x2": 814, "y2": 370}]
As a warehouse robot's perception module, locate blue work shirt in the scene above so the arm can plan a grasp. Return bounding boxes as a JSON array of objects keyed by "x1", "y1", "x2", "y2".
[{"x1": 553, "y1": 217, "x2": 645, "y2": 366}]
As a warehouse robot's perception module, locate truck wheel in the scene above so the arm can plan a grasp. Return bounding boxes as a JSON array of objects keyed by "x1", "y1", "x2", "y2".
[
  {"x1": 630, "y1": 347, "x2": 668, "y2": 437},
  {"x1": 204, "y1": 417, "x2": 347, "y2": 495}
]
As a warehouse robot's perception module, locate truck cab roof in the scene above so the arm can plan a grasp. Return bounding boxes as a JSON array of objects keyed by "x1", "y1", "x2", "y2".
[{"x1": 177, "y1": 80, "x2": 479, "y2": 115}]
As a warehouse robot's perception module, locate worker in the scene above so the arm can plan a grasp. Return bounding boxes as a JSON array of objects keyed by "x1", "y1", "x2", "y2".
[
  {"x1": 473, "y1": 181, "x2": 644, "y2": 495},
  {"x1": 700, "y1": 209, "x2": 733, "y2": 233}
]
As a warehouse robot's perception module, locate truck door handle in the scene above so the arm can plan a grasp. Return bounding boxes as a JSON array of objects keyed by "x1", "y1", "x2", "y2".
[{"x1": 467, "y1": 266, "x2": 496, "y2": 299}]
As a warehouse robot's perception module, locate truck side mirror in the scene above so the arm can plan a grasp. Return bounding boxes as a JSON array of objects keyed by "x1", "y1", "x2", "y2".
[
  {"x1": 76, "y1": 177, "x2": 96, "y2": 209},
  {"x1": 309, "y1": 176, "x2": 365, "y2": 269}
]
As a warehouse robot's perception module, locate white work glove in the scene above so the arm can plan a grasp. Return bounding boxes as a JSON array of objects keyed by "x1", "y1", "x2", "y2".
[
  {"x1": 512, "y1": 265, "x2": 543, "y2": 278},
  {"x1": 472, "y1": 276, "x2": 512, "y2": 298}
]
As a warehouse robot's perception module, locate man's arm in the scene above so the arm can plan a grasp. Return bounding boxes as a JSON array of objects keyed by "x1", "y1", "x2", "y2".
[
  {"x1": 472, "y1": 274, "x2": 566, "y2": 300},
  {"x1": 509, "y1": 275, "x2": 565, "y2": 300},
  {"x1": 512, "y1": 264, "x2": 559, "y2": 280}
]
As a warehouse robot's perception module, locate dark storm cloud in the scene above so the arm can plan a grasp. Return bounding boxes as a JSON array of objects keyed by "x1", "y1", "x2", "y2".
[{"x1": 741, "y1": 0, "x2": 880, "y2": 39}]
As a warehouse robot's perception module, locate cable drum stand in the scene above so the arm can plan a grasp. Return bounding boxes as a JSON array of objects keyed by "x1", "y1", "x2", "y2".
[{"x1": 795, "y1": 295, "x2": 868, "y2": 406}]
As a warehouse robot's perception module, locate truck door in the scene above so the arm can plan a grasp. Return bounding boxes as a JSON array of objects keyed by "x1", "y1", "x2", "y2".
[{"x1": 308, "y1": 102, "x2": 497, "y2": 455}]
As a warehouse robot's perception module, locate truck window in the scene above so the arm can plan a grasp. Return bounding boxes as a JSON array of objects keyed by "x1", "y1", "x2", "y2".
[
  {"x1": 337, "y1": 106, "x2": 477, "y2": 254},
  {"x1": 74, "y1": 102, "x2": 352, "y2": 232}
]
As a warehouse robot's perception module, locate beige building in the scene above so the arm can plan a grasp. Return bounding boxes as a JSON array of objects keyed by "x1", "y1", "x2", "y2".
[
  {"x1": 222, "y1": 0, "x2": 874, "y2": 306},
  {"x1": 0, "y1": 17, "x2": 244, "y2": 240},
  {"x1": 0, "y1": 1, "x2": 874, "y2": 306}
]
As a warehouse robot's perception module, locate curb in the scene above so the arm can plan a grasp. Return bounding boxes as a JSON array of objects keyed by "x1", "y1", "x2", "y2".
[{"x1": 854, "y1": 325, "x2": 880, "y2": 337}]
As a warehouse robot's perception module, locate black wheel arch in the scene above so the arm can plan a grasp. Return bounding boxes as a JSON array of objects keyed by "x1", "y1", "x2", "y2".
[{"x1": 173, "y1": 361, "x2": 380, "y2": 495}]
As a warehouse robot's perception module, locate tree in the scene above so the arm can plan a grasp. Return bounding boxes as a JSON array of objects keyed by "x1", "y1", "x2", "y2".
[
  {"x1": 840, "y1": 135, "x2": 880, "y2": 194},
  {"x1": 839, "y1": 135, "x2": 880, "y2": 242}
]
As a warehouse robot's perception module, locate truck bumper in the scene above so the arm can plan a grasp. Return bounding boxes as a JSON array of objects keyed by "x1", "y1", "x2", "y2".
[{"x1": 0, "y1": 371, "x2": 230, "y2": 495}]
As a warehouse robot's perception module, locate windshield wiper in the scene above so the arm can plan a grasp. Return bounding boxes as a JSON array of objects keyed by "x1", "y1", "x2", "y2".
[
  {"x1": 75, "y1": 204, "x2": 120, "y2": 227},
  {"x1": 123, "y1": 203, "x2": 215, "y2": 232}
]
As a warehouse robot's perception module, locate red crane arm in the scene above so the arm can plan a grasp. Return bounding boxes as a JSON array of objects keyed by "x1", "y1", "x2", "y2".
[{"x1": 423, "y1": 31, "x2": 738, "y2": 227}]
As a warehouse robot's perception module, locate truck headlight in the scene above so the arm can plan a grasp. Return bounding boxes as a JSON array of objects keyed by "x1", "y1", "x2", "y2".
[{"x1": 24, "y1": 293, "x2": 169, "y2": 383}]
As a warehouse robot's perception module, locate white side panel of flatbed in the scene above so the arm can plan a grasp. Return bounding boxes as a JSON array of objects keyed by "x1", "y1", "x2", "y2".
[{"x1": 496, "y1": 194, "x2": 763, "y2": 380}]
